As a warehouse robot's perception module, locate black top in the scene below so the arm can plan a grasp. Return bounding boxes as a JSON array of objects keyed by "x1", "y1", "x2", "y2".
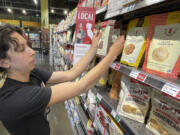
[{"x1": 0, "y1": 68, "x2": 52, "y2": 135}]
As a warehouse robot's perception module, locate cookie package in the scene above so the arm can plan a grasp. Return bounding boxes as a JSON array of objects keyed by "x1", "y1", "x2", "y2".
[
  {"x1": 117, "y1": 75, "x2": 151, "y2": 123},
  {"x1": 146, "y1": 90, "x2": 180, "y2": 135},
  {"x1": 143, "y1": 11, "x2": 180, "y2": 79},
  {"x1": 120, "y1": 16, "x2": 149, "y2": 68},
  {"x1": 96, "y1": 20, "x2": 118, "y2": 57}
]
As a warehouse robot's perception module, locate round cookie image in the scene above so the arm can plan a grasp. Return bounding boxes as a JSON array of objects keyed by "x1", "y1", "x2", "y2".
[
  {"x1": 152, "y1": 47, "x2": 169, "y2": 62},
  {"x1": 124, "y1": 44, "x2": 135, "y2": 55}
]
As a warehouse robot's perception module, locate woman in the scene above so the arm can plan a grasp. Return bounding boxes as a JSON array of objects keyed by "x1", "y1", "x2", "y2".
[{"x1": 0, "y1": 24, "x2": 124, "y2": 135}]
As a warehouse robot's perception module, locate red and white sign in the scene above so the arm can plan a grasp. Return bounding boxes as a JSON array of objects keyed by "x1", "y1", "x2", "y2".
[
  {"x1": 75, "y1": 7, "x2": 96, "y2": 44},
  {"x1": 129, "y1": 70, "x2": 147, "y2": 82}
]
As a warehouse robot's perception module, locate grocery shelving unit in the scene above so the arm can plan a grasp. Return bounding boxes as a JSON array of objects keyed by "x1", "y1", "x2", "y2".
[
  {"x1": 110, "y1": 63, "x2": 180, "y2": 101},
  {"x1": 51, "y1": 0, "x2": 180, "y2": 135}
]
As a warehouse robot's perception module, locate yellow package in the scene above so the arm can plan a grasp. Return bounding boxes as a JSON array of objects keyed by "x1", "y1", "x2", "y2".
[
  {"x1": 96, "y1": 71, "x2": 109, "y2": 86},
  {"x1": 120, "y1": 16, "x2": 149, "y2": 68}
]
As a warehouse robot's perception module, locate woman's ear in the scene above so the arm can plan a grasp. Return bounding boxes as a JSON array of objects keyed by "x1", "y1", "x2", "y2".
[{"x1": 0, "y1": 59, "x2": 10, "y2": 69}]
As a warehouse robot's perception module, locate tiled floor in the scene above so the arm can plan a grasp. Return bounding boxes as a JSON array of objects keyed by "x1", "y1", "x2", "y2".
[{"x1": 0, "y1": 52, "x2": 73, "y2": 135}]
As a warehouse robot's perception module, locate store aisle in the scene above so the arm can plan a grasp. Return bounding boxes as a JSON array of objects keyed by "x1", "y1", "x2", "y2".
[
  {"x1": 0, "y1": 52, "x2": 73, "y2": 135},
  {"x1": 36, "y1": 51, "x2": 74, "y2": 135}
]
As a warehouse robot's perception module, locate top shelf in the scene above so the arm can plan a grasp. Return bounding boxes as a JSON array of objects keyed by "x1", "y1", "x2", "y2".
[
  {"x1": 110, "y1": 62, "x2": 180, "y2": 101},
  {"x1": 55, "y1": 0, "x2": 180, "y2": 33}
]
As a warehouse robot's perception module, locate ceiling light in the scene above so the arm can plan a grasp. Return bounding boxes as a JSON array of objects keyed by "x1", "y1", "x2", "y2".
[
  {"x1": 7, "y1": 8, "x2": 12, "y2": 13},
  {"x1": 51, "y1": 9, "x2": 54, "y2": 13},
  {"x1": 34, "y1": 0, "x2": 38, "y2": 5},
  {"x1": 22, "y1": 9, "x2": 26, "y2": 14},
  {"x1": 64, "y1": 10, "x2": 67, "y2": 15}
]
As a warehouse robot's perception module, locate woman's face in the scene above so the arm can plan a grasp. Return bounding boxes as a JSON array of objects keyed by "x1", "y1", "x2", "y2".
[{"x1": 6, "y1": 32, "x2": 35, "y2": 73}]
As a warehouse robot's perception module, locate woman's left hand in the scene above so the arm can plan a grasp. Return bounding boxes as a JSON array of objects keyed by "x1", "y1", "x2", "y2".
[{"x1": 91, "y1": 31, "x2": 102, "y2": 49}]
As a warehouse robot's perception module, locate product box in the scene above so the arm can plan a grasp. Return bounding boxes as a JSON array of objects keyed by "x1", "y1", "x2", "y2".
[
  {"x1": 120, "y1": 16, "x2": 149, "y2": 68},
  {"x1": 143, "y1": 11, "x2": 180, "y2": 78},
  {"x1": 95, "y1": 103, "x2": 124, "y2": 135},
  {"x1": 146, "y1": 90, "x2": 180, "y2": 135},
  {"x1": 96, "y1": 20, "x2": 117, "y2": 57}
]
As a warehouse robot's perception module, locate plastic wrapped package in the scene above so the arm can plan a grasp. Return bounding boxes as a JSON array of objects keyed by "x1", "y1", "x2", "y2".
[
  {"x1": 96, "y1": 70, "x2": 109, "y2": 87},
  {"x1": 95, "y1": 104, "x2": 124, "y2": 135},
  {"x1": 146, "y1": 90, "x2": 180, "y2": 135},
  {"x1": 109, "y1": 71, "x2": 122, "y2": 100},
  {"x1": 117, "y1": 75, "x2": 152, "y2": 123},
  {"x1": 86, "y1": 90, "x2": 97, "y2": 116}
]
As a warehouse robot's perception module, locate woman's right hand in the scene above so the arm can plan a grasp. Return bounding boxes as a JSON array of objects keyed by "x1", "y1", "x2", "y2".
[{"x1": 108, "y1": 36, "x2": 125, "y2": 57}]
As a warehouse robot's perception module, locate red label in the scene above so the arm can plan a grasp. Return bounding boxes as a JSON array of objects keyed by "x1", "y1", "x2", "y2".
[
  {"x1": 176, "y1": 91, "x2": 180, "y2": 99},
  {"x1": 102, "y1": 21, "x2": 109, "y2": 27},
  {"x1": 137, "y1": 73, "x2": 147, "y2": 82},
  {"x1": 115, "y1": 64, "x2": 120, "y2": 70}
]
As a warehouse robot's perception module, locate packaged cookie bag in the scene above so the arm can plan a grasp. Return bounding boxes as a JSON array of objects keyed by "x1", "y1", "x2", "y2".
[
  {"x1": 120, "y1": 16, "x2": 149, "y2": 68},
  {"x1": 143, "y1": 11, "x2": 180, "y2": 78},
  {"x1": 109, "y1": 71, "x2": 122, "y2": 100},
  {"x1": 117, "y1": 75, "x2": 151, "y2": 123},
  {"x1": 146, "y1": 90, "x2": 180, "y2": 135},
  {"x1": 97, "y1": 20, "x2": 116, "y2": 57}
]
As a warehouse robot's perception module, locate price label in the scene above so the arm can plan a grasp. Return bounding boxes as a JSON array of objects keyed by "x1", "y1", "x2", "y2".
[
  {"x1": 129, "y1": 70, "x2": 139, "y2": 79},
  {"x1": 84, "y1": 103, "x2": 88, "y2": 110},
  {"x1": 111, "y1": 110, "x2": 117, "y2": 118},
  {"x1": 97, "y1": 93, "x2": 102, "y2": 101},
  {"x1": 162, "y1": 83, "x2": 180, "y2": 99},
  {"x1": 115, "y1": 63, "x2": 121, "y2": 70},
  {"x1": 93, "y1": 121, "x2": 96, "y2": 128},
  {"x1": 129, "y1": 70, "x2": 147, "y2": 82},
  {"x1": 110, "y1": 63, "x2": 117, "y2": 69},
  {"x1": 137, "y1": 73, "x2": 147, "y2": 82}
]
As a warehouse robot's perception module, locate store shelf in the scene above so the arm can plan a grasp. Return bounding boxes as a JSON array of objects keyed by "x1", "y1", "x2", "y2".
[
  {"x1": 110, "y1": 63, "x2": 180, "y2": 101},
  {"x1": 105, "y1": 0, "x2": 180, "y2": 20},
  {"x1": 77, "y1": 104, "x2": 90, "y2": 135},
  {"x1": 76, "y1": 122, "x2": 86, "y2": 135},
  {"x1": 95, "y1": 90, "x2": 153, "y2": 135},
  {"x1": 121, "y1": 0, "x2": 165, "y2": 14},
  {"x1": 64, "y1": 101, "x2": 79, "y2": 135},
  {"x1": 96, "y1": 6, "x2": 107, "y2": 15},
  {"x1": 58, "y1": 41, "x2": 74, "y2": 46},
  {"x1": 79, "y1": 95, "x2": 95, "y2": 122}
]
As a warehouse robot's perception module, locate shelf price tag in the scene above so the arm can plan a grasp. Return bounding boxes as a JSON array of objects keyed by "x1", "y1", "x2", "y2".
[
  {"x1": 129, "y1": 70, "x2": 139, "y2": 79},
  {"x1": 96, "y1": 93, "x2": 102, "y2": 105},
  {"x1": 162, "y1": 83, "x2": 180, "y2": 99},
  {"x1": 115, "y1": 63, "x2": 121, "y2": 70},
  {"x1": 84, "y1": 103, "x2": 88, "y2": 110},
  {"x1": 111, "y1": 110, "x2": 120, "y2": 123},
  {"x1": 129, "y1": 70, "x2": 147, "y2": 82}
]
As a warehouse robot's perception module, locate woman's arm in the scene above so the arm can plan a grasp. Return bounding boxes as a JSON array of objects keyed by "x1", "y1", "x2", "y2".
[
  {"x1": 47, "y1": 33, "x2": 102, "y2": 84},
  {"x1": 48, "y1": 36, "x2": 125, "y2": 106}
]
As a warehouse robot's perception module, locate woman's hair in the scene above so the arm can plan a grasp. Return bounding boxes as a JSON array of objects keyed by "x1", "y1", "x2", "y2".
[{"x1": 0, "y1": 24, "x2": 23, "y2": 72}]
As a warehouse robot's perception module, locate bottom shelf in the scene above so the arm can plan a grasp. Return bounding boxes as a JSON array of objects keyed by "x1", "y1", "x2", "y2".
[
  {"x1": 64, "y1": 101, "x2": 79, "y2": 135},
  {"x1": 95, "y1": 90, "x2": 153, "y2": 135}
]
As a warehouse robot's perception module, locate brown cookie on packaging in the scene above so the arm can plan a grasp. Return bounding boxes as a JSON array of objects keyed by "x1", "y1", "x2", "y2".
[
  {"x1": 152, "y1": 47, "x2": 169, "y2": 62},
  {"x1": 124, "y1": 44, "x2": 135, "y2": 55}
]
